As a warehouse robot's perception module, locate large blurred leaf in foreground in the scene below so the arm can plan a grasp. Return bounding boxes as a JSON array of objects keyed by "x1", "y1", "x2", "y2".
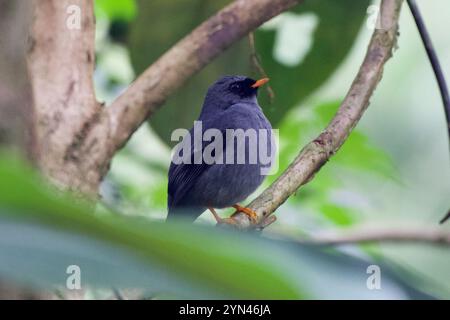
[
  {"x1": 0, "y1": 156, "x2": 422, "y2": 299},
  {"x1": 128, "y1": 0, "x2": 370, "y2": 145},
  {"x1": 0, "y1": 156, "x2": 300, "y2": 298}
]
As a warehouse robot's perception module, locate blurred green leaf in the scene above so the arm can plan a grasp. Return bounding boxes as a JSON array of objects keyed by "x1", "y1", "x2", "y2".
[
  {"x1": 314, "y1": 101, "x2": 397, "y2": 179},
  {"x1": 318, "y1": 203, "x2": 355, "y2": 226},
  {"x1": 128, "y1": 0, "x2": 370, "y2": 145},
  {"x1": 275, "y1": 101, "x2": 397, "y2": 180},
  {"x1": 95, "y1": 0, "x2": 137, "y2": 21},
  {"x1": 0, "y1": 155, "x2": 419, "y2": 299},
  {"x1": 0, "y1": 155, "x2": 302, "y2": 299}
]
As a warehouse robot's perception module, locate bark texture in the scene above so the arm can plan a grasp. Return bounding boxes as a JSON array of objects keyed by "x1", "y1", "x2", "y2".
[
  {"x1": 0, "y1": 0, "x2": 34, "y2": 156},
  {"x1": 0, "y1": 0, "x2": 44, "y2": 299},
  {"x1": 27, "y1": 0, "x2": 110, "y2": 194}
]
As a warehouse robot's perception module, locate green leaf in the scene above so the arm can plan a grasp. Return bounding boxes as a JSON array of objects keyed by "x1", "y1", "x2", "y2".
[
  {"x1": 0, "y1": 156, "x2": 302, "y2": 299},
  {"x1": 314, "y1": 101, "x2": 397, "y2": 178},
  {"x1": 318, "y1": 203, "x2": 356, "y2": 226},
  {"x1": 127, "y1": 0, "x2": 370, "y2": 145},
  {"x1": 95, "y1": 0, "x2": 137, "y2": 21}
]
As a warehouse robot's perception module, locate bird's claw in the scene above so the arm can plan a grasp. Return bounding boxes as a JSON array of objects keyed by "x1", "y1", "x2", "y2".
[
  {"x1": 209, "y1": 206, "x2": 265, "y2": 227},
  {"x1": 231, "y1": 205, "x2": 259, "y2": 224},
  {"x1": 209, "y1": 207, "x2": 239, "y2": 226}
]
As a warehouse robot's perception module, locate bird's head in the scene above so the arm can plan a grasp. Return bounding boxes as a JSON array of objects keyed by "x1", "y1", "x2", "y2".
[{"x1": 200, "y1": 75, "x2": 269, "y2": 117}]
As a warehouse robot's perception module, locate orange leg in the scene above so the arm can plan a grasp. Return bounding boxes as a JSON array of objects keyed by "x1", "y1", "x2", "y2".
[
  {"x1": 208, "y1": 207, "x2": 236, "y2": 225},
  {"x1": 231, "y1": 204, "x2": 258, "y2": 223}
]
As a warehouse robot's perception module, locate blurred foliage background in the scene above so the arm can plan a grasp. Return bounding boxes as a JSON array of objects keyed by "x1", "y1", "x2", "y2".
[{"x1": 0, "y1": 0, "x2": 449, "y2": 299}]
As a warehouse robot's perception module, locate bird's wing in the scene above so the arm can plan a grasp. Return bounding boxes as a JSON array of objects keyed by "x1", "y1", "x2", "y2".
[
  {"x1": 167, "y1": 120, "x2": 221, "y2": 208},
  {"x1": 168, "y1": 154, "x2": 209, "y2": 208}
]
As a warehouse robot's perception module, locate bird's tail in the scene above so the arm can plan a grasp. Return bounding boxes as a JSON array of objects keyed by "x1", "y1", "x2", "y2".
[{"x1": 166, "y1": 205, "x2": 206, "y2": 223}]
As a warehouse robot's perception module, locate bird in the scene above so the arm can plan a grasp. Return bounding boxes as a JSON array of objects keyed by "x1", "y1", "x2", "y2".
[{"x1": 167, "y1": 75, "x2": 274, "y2": 224}]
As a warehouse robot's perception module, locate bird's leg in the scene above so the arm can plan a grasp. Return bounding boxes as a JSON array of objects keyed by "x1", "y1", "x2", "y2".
[
  {"x1": 231, "y1": 204, "x2": 258, "y2": 224},
  {"x1": 208, "y1": 207, "x2": 237, "y2": 225}
]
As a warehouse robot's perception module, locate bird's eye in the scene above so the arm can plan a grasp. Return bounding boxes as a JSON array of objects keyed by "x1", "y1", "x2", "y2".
[{"x1": 229, "y1": 83, "x2": 241, "y2": 92}]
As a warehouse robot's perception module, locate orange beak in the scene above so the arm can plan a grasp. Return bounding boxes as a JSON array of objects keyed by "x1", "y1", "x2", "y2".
[{"x1": 251, "y1": 77, "x2": 270, "y2": 88}]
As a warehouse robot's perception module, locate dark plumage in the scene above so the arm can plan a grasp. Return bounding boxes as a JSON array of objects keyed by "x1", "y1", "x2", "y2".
[{"x1": 167, "y1": 75, "x2": 274, "y2": 222}]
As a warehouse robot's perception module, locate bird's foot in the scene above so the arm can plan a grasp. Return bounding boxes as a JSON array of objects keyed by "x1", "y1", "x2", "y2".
[
  {"x1": 209, "y1": 206, "x2": 260, "y2": 227},
  {"x1": 231, "y1": 204, "x2": 258, "y2": 224}
]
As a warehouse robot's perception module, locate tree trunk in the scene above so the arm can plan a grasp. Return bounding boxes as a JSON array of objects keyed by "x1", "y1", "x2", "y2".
[
  {"x1": 0, "y1": 0, "x2": 35, "y2": 157},
  {"x1": 27, "y1": 0, "x2": 111, "y2": 195}
]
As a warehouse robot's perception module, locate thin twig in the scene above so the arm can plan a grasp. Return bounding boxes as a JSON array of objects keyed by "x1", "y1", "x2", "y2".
[
  {"x1": 248, "y1": 32, "x2": 275, "y2": 103},
  {"x1": 440, "y1": 210, "x2": 450, "y2": 224},
  {"x1": 112, "y1": 287, "x2": 124, "y2": 300},
  {"x1": 230, "y1": 0, "x2": 404, "y2": 228},
  {"x1": 280, "y1": 226, "x2": 450, "y2": 246}
]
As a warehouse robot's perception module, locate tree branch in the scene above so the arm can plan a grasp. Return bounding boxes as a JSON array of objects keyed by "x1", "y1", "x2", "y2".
[
  {"x1": 285, "y1": 226, "x2": 450, "y2": 246},
  {"x1": 248, "y1": 32, "x2": 275, "y2": 102},
  {"x1": 230, "y1": 0, "x2": 404, "y2": 228},
  {"x1": 106, "y1": 0, "x2": 302, "y2": 152}
]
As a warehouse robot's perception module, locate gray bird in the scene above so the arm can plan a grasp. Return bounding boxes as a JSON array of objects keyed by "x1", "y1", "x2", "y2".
[{"x1": 167, "y1": 75, "x2": 274, "y2": 224}]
